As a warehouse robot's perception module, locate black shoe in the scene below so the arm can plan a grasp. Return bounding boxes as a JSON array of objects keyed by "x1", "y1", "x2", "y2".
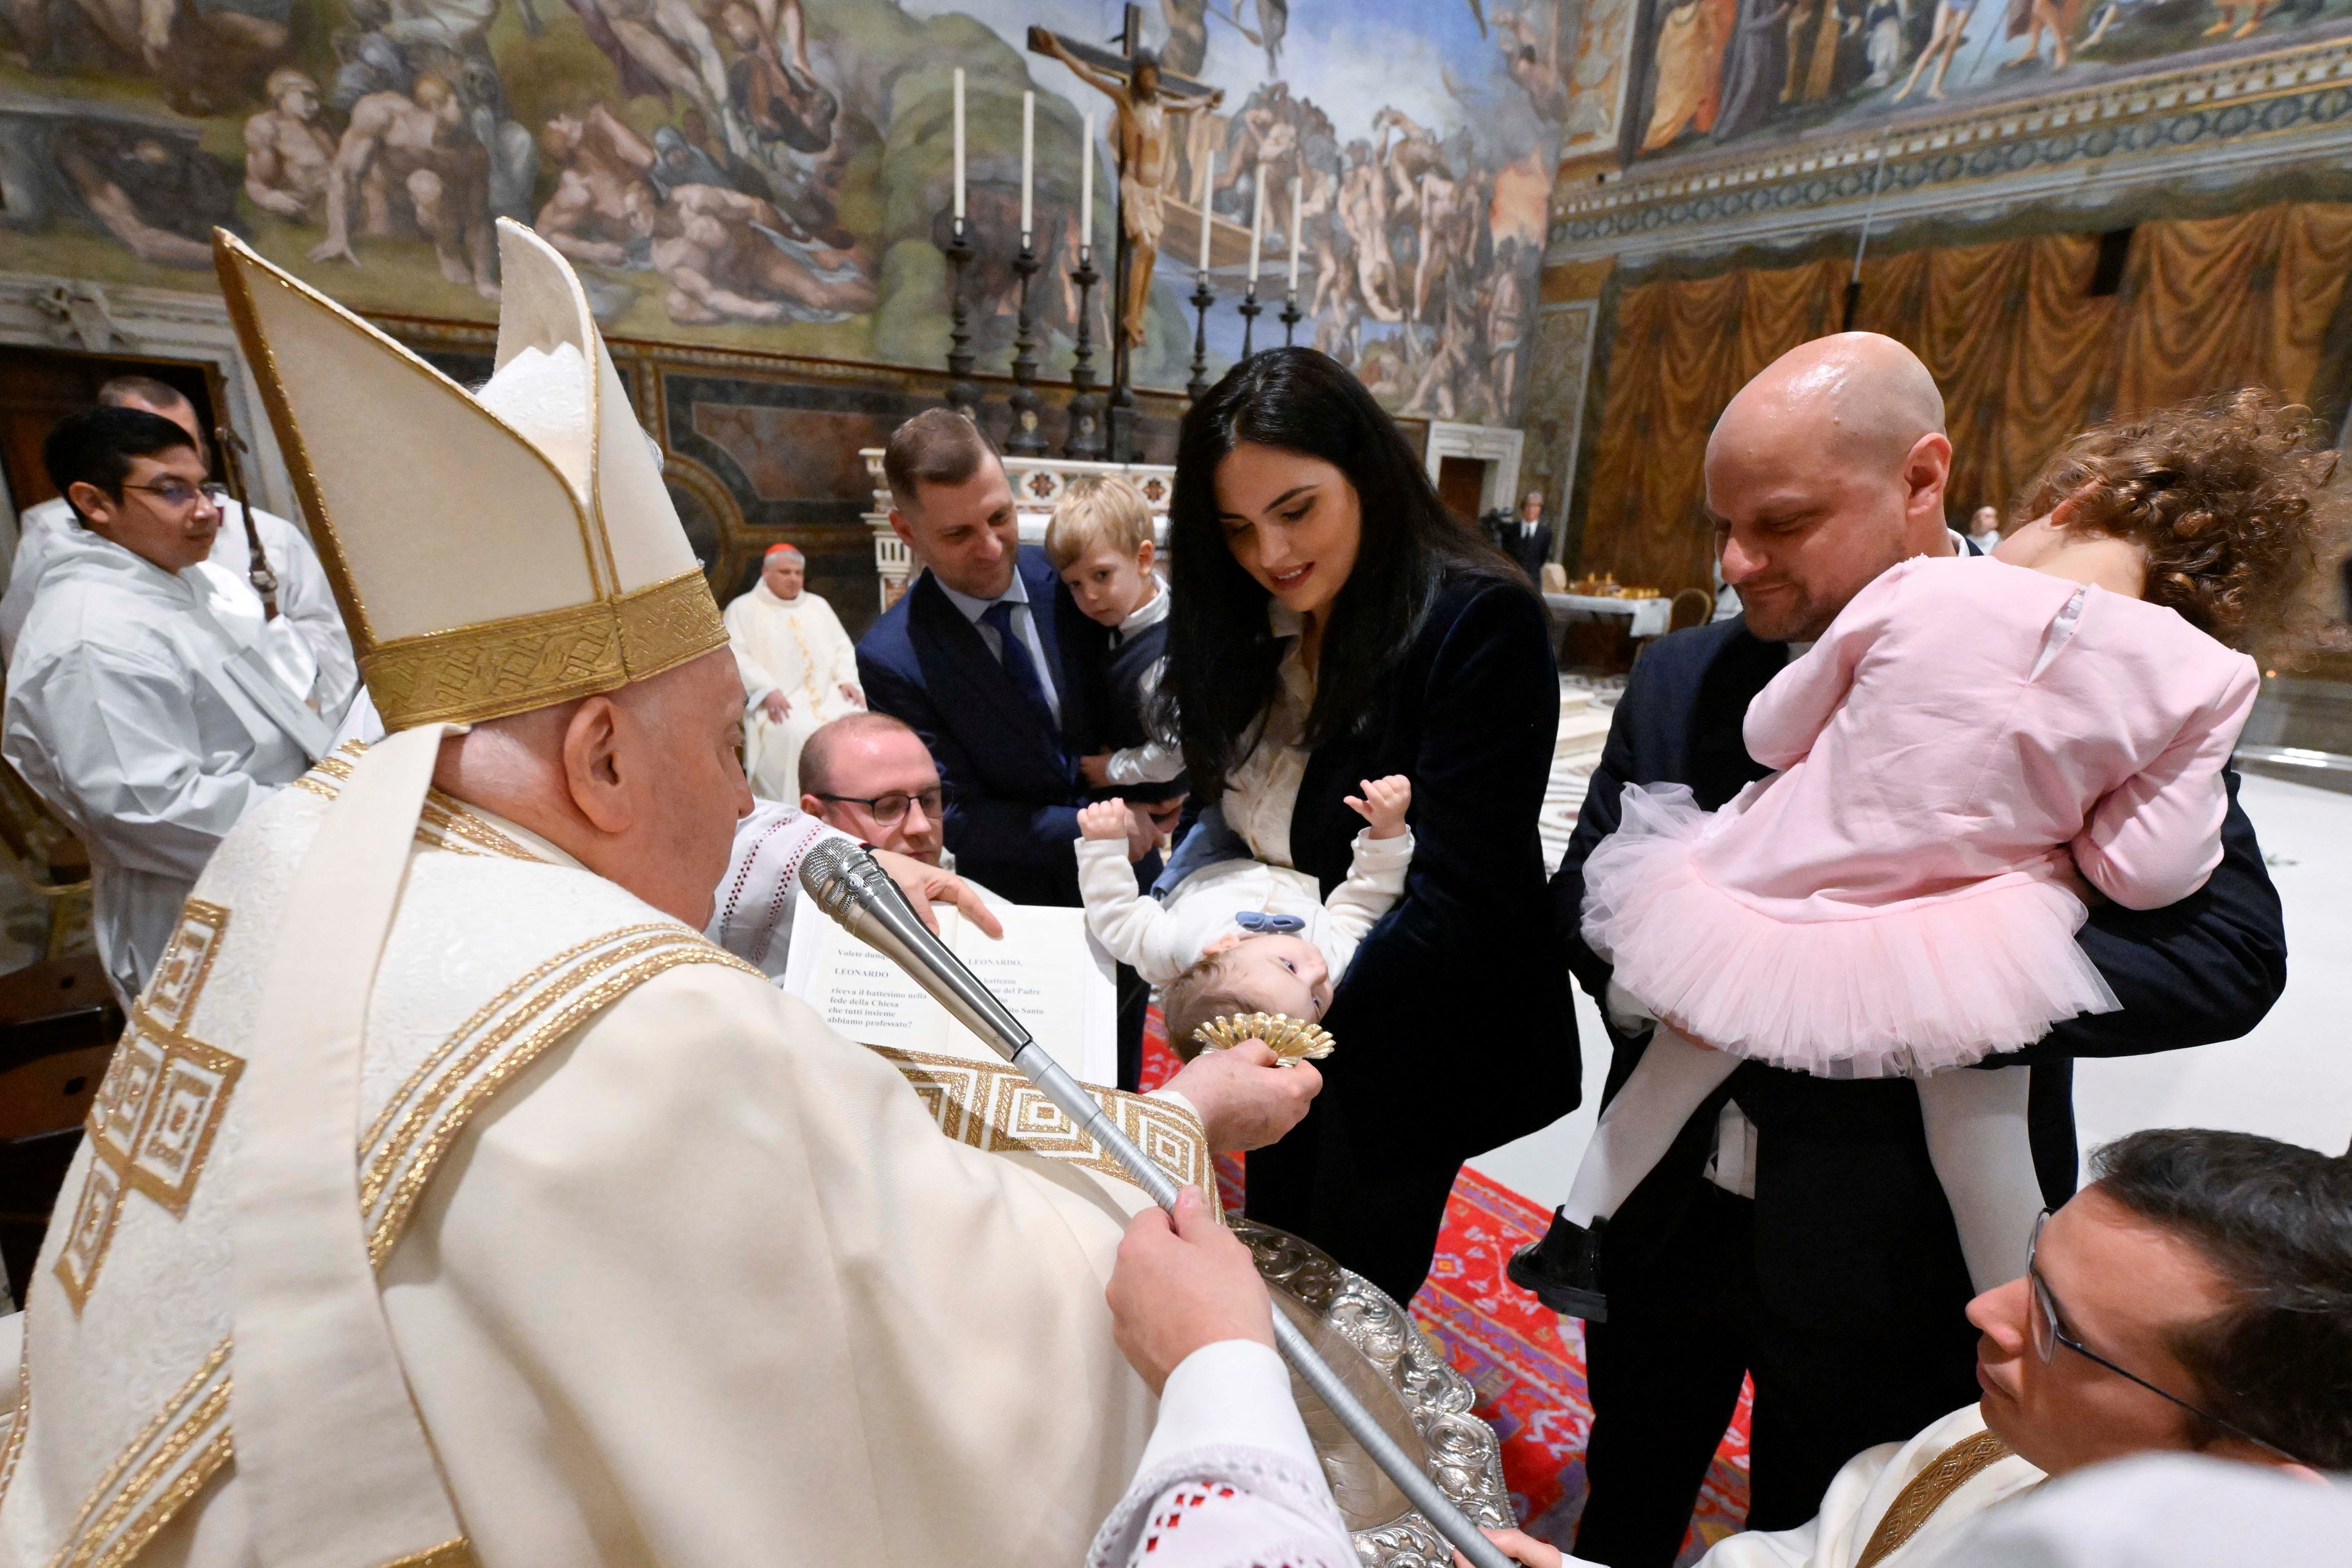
[{"x1": 1507, "y1": 1210, "x2": 1610, "y2": 1323}]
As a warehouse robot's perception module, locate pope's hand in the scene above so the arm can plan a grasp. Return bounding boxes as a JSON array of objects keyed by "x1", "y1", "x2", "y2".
[
  {"x1": 1105, "y1": 1185, "x2": 1272, "y2": 1395},
  {"x1": 1164, "y1": 1039, "x2": 1320, "y2": 1152},
  {"x1": 1454, "y1": 1529, "x2": 1563, "y2": 1568},
  {"x1": 870, "y1": 847, "x2": 1004, "y2": 939}
]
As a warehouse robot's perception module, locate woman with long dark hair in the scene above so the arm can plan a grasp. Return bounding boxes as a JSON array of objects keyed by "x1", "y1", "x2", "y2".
[{"x1": 1160, "y1": 348, "x2": 1578, "y2": 1300}]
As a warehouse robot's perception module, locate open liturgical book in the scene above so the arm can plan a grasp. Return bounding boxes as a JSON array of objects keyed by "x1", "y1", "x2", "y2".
[{"x1": 781, "y1": 889, "x2": 1120, "y2": 1086}]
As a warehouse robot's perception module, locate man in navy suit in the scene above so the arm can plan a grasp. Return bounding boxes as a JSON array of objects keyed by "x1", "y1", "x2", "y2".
[
  {"x1": 857, "y1": 410, "x2": 1169, "y2": 1085},
  {"x1": 1516, "y1": 336, "x2": 2288, "y2": 1565}
]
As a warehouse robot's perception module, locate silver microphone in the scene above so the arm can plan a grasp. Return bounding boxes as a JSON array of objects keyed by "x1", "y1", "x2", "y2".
[
  {"x1": 798, "y1": 839, "x2": 1515, "y2": 1568},
  {"x1": 800, "y1": 838, "x2": 1031, "y2": 1064}
]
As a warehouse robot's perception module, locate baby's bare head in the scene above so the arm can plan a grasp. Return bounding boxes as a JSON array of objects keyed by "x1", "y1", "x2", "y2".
[{"x1": 1161, "y1": 933, "x2": 1332, "y2": 1061}]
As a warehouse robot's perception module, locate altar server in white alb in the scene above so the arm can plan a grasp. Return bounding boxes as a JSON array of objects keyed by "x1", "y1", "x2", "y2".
[
  {"x1": 0, "y1": 219, "x2": 1320, "y2": 1568},
  {"x1": 1, "y1": 373, "x2": 356, "y2": 701},
  {"x1": 3, "y1": 406, "x2": 353, "y2": 1007},
  {"x1": 725, "y1": 538, "x2": 864, "y2": 799}
]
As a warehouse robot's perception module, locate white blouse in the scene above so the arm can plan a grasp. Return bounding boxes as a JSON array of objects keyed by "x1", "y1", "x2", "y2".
[{"x1": 1220, "y1": 603, "x2": 1316, "y2": 870}]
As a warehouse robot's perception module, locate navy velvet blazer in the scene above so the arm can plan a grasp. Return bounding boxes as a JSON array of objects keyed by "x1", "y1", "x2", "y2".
[
  {"x1": 1552, "y1": 610, "x2": 2290, "y2": 1293},
  {"x1": 856, "y1": 546, "x2": 1113, "y2": 906},
  {"x1": 1290, "y1": 571, "x2": 1582, "y2": 1157}
]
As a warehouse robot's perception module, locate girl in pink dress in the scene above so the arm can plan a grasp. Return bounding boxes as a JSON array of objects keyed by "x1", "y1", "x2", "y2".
[{"x1": 1545, "y1": 391, "x2": 2343, "y2": 1318}]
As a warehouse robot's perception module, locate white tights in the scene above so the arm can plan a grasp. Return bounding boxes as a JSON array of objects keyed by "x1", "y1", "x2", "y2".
[{"x1": 1559, "y1": 1027, "x2": 2042, "y2": 1292}]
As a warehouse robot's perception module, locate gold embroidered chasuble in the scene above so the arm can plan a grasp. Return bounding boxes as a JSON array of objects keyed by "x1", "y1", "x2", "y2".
[{"x1": 0, "y1": 750, "x2": 1200, "y2": 1568}]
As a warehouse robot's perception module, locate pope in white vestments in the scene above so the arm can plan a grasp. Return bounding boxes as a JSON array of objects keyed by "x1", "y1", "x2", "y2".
[
  {"x1": 724, "y1": 541, "x2": 863, "y2": 800},
  {"x1": 2, "y1": 421, "x2": 350, "y2": 1007},
  {"x1": 0, "y1": 222, "x2": 1315, "y2": 1568}
]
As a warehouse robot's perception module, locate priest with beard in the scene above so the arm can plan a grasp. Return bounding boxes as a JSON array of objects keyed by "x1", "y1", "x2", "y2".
[{"x1": 0, "y1": 222, "x2": 1319, "y2": 1568}]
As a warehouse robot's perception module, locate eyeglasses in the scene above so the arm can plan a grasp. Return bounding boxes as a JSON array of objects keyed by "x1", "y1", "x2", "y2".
[
  {"x1": 810, "y1": 786, "x2": 948, "y2": 826},
  {"x1": 2026, "y1": 1210, "x2": 2306, "y2": 1465},
  {"x1": 119, "y1": 480, "x2": 227, "y2": 511}
]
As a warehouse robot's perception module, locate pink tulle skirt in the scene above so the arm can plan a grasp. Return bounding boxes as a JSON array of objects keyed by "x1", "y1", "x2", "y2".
[{"x1": 1581, "y1": 784, "x2": 2121, "y2": 1078}]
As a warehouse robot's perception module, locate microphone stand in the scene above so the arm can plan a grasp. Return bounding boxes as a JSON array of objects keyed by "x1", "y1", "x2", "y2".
[{"x1": 800, "y1": 841, "x2": 1514, "y2": 1568}]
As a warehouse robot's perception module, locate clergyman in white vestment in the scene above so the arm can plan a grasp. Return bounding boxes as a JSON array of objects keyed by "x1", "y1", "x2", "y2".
[
  {"x1": 0, "y1": 223, "x2": 1319, "y2": 1568},
  {"x1": 2, "y1": 409, "x2": 345, "y2": 1007},
  {"x1": 724, "y1": 541, "x2": 863, "y2": 799}
]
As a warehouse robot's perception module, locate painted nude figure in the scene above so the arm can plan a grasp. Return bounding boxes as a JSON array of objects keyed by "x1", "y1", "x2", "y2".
[
  {"x1": 310, "y1": 72, "x2": 498, "y2": 298},
  {"x1": 242, "y1": 68, "x2": 338, "y2": 222}
]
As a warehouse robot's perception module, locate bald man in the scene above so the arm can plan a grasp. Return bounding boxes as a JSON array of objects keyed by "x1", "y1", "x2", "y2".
[{"x1": 1525, "y1": 334, "x2": 2287, "y2": 1566}]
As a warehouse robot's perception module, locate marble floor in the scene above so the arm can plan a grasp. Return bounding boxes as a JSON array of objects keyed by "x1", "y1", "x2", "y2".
[{"x1": 1471, "y1": 704, "x2": 2352, "y2": 1208}]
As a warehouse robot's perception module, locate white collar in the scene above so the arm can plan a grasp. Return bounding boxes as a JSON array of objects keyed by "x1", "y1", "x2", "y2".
[
  {"x1": 1116, "y1": 578, "x2": 1170, "y2": 638},
  {"x1": 1268, "y1": 599, "x2": 1305, "y2": 639},
  {"x1": 936, "y1": 567, "x2": 1029, "y2": 625}
]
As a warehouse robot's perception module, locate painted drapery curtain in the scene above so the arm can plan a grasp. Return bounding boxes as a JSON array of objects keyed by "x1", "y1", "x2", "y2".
[{"x1": 1576, "y1": 202, "x2": 2352, "y2": 598}]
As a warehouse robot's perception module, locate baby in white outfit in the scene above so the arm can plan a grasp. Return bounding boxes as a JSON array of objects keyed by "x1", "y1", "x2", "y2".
[{"x1": 1074, "y1": 776, "x2": 1413, "y2": 1054}]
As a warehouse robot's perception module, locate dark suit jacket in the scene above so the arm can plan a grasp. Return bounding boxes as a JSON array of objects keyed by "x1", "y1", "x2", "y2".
[
  {"x1": 1292, "y1": 571, "x2": 1581, "y2": 1157},
  {"x1": 1490, "y1": 517, "x2": 1553, "y2": 583},
  {"x1": 857, "y1": 546, "x2": 1114, "y2": 906},
  {"x1": 1553, "y1": 612, "x2": 2290, "y2": 1296}
]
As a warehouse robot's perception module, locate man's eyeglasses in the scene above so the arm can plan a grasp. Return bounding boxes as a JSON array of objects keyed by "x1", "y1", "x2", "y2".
[
  {"x1": 120, "y1": 480, "x2": 227, "y2": 511},
  {"x1": 810, "y1": 786, "x2": 948, "y2": 827},
  {"x1": 2026, "y1": 1210, "x2": 2305, "y2": 1465}
]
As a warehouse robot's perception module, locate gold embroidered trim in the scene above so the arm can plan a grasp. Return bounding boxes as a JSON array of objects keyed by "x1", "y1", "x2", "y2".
[
  {"x1": 47, "y1": 919, "x2": 756, "y2": 1568},
  {"x1": 57, "y1": 909, "x2": 242, "y2": 1311},
  {"x1": 288, "y1": 754, "x2": 539, "y2": 864},
  {"x1": 0, "y1": 1314, "x2": 29, "y2": 1508},
  {"x1": 367, "y1": 941, "x2": 760, "y2": 1261},
  {"x1": 372, "y1": 1538, "x2": 476, "y2": 1568},
  {"x1": 1856, "y1": 1430, "x2": 2014, "y2": 1568},
  {"x1": 611, "y1": 568, "x2": 727, "y2": 684},
  {"x1": 358, "y1": 928, "x2": 705, "y2": 1219},
  {"x1": 870, "y1": 1046, "x2": 1219, "y2": 1217}
]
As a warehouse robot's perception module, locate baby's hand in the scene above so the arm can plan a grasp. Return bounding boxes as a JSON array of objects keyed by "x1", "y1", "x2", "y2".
[
  {"x1": 1077, "y1": 799, "x2": 1133, "y2": 841},
  {"x1": 1345, "y1": 775, "x2": 1412, "y2": 839}
]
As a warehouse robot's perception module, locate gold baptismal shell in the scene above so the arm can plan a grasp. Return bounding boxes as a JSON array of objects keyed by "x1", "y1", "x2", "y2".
[{"x1": 1190, "y1": 1012, "x2": 1337, "y2": 1067}]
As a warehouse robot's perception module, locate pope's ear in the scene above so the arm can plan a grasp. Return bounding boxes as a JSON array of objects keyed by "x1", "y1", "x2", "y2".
[{"x1": 559, "y1": 694, "x2": 631, "y2": 833}]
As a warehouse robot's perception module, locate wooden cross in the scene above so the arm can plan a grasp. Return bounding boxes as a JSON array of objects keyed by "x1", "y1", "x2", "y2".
[{"x1": 1027, "y1": 4, "x2": 1216, "y2": 460}]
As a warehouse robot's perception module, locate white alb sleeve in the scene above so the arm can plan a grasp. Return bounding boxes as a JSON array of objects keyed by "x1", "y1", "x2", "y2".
[{"x1": 1085, "y1": 1340, "x2": 1356, "y2": 1568}]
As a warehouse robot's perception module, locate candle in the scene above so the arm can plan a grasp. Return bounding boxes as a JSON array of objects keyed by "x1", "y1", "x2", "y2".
[
  {"x1": 1287, "y1": 173, "x2": 1303, "y2": 294},
  {"x1": 952, "y1": 68, "x2": 965, "y2": 224},
  {"x1": 1079, "y1": 112, "x2": 1094, "y2": 259},
  {"x1": 1247, "y1": 164, "x2": 1266, "y2": 285},
  {"x1": 1020, "y1": 90, "x2": 1034, "y2": 244},
  {"x1": 1197, "y1": 149, "x2": 1216, "y2": 273}
]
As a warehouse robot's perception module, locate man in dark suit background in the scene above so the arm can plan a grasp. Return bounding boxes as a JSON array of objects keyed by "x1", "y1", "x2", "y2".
[
  {"x1": 856, "y1": 409, "x2": 1168, "y2": 1085},
  {"x1": 1518, "y1": 335, "x2": 2288, "y2": 1565},
  {"x1": 1490, "y1": 489, "x2": 1554, "y2": 583}
]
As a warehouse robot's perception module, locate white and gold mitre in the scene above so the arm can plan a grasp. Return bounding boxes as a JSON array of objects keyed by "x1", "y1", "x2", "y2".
[{"x1": 213, "y1": 220, "x2": 727, "y2": 729}]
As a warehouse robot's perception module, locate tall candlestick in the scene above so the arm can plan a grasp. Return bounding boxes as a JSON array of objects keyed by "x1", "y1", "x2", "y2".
[
  {"x1": 1247, "y1": 165, "x2": 1266, "y2": 284},
  {"x1": 1020, "y1": 90, "x2": 1034, "y2": 243},
  {"x1": 1287, "y1": 174, "x2": 1303, "y2": 294},
  {"x1": 952, "y1": 68, "x2": 966, "y2": 223},
  {"x1": 1079, "y1": 112, "x2": 1093, "y2": 256},
  {"x1": 1197, "y1": 149, "x2": 1216, "y2": 273}
]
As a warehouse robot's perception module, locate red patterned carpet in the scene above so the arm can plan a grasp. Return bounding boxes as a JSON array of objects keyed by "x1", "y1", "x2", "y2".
[{"x1": 1142, "y1": 1019, "x2": 1753, "y2": 1565}]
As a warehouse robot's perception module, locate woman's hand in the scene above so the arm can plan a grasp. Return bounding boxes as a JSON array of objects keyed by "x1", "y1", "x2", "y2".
[
  {"x1": 1345, "y1": 774, "x2": 1413, "y2": 839},
  {"x1": 1079, "y1": 751, "x2": 1115, "y2": 786},
  {"x1": 1105, "y1": 1185, "x2": 1272, "y2": 1395},
  {"x1": 1077, "y1": 799, "x2": 1133, "y2": 841}
]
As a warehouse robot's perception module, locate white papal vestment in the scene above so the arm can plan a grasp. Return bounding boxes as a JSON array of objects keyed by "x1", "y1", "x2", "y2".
[
  {"x1": 724, "y1": 581, "x2": 861, "y2": 799},
  {"x1": 1, "y1": 528, "x2": 342, "y2": 1007},
  {"x1": 0, "y1": 745, "x2": 1209, "y2": 1568}
]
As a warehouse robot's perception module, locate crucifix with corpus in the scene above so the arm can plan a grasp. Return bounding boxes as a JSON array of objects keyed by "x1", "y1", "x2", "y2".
[{"x1": 1030, "y1": 5, "x2": 1222, "y2": 455}]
